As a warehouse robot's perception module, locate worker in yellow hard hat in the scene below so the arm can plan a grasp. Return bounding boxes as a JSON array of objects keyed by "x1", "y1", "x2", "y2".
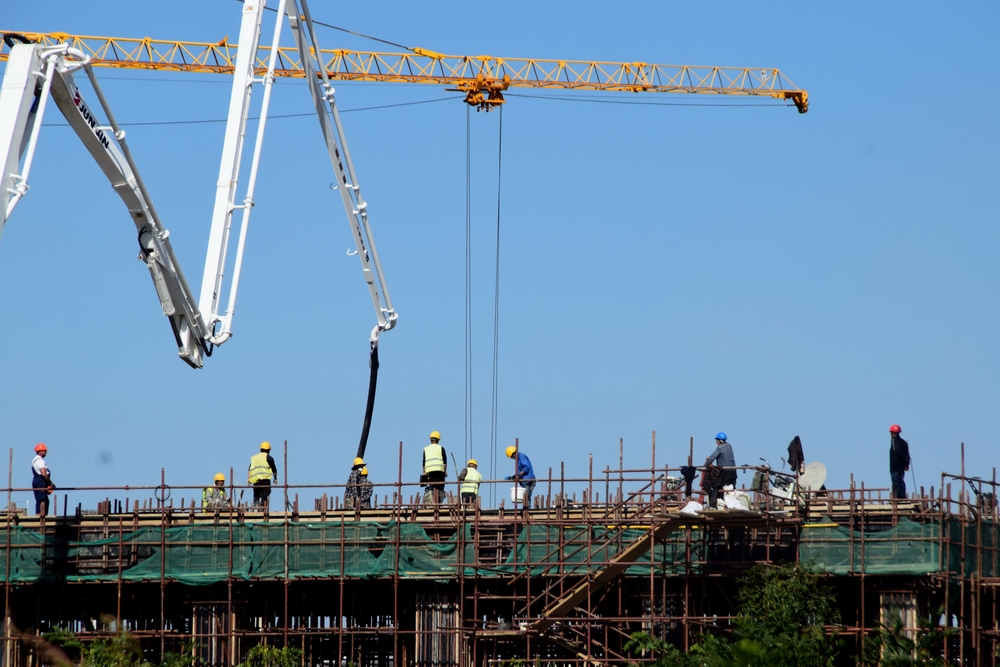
[
  {"x1": 248, "y1": 441, "x2": 278, "y2": 509},
  {"x1": 422, "y1": 431, "x2": 447, "y2": 504},
  {"x1": 202, "y1": 473, "x2": 231, "y2": 510},
  {"x1": 458, "y1": 459, "x2": 482, "y2": 505},
  {"x1": 345, "y1": 457, "x2": 368, "y2": 510},
  {"x1": 505, "y1": 444, "x2": 536, "y2": 508}
]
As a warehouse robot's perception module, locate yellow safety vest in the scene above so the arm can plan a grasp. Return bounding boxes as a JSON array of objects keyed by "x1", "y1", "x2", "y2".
[
  {"x1": 423, "y1": 444, "x2": 445, "y2": 473},
  {"x1": 460, "y1": 468, "x2": 482, "y2": 495},
  {"x1": 248, "y1": 452, "x2": 272, "y2": 483}
]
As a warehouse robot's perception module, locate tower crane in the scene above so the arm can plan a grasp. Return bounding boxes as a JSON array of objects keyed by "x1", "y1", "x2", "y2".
[{"x1": 0, "y1": 2, "x2": 807, "y2": 460}]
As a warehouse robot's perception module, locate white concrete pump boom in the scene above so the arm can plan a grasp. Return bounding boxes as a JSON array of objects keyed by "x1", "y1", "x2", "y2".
[
  {"x1": 287, "y1": 0, "x2": 397, "y2": 344},
  {"x1": 0, "y1": 43, "x2": 210, "y2": 367},
  {"x1": 0, "y1": 0, "x2": 397, "y2": 370}
]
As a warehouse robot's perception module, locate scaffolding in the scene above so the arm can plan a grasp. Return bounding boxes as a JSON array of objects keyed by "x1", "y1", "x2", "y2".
[{"x1": 2, "y1": 438, "x2": 998, "y2": 666}]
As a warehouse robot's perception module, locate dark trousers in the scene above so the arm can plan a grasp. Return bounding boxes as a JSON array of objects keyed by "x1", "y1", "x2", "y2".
[
  {"x1": 461, "y1": 492, "x2": 478, "y2": 504},
  {"x1": 253, "y1": 480, "x2": 272, "y2": 507},
  {"x1": 426, "y1": 471, "x2": 446, "y2": 502},
  {"x1": 706, "y1": 469, "x2": 738, "y2": 509},
  {"x1": 521, "y1": 480, "x2": 536, "y2": 507},
  {"x1": 890, "y1": 470, "x2": 907, "y2": 499},
  {"x1": 32, "y1": 476, "x2": 48, "y2": 514}
]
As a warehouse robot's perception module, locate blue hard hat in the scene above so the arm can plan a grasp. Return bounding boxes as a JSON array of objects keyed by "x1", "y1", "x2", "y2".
[{"x1": 715, "y1": 432, "x2": 728, "y2": 441}]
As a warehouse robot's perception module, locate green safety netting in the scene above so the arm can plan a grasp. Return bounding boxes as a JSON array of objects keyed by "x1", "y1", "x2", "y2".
[
  {"x1": 944, "y1": 518, "x2": 1000, "y2": 578},
  {"x1": 501, "y1": 525, "x2": 703, "y2": 576},
  {"x1": 800, "y1": 517, "x2": 942, "y2": 575},
  {"x1": 0, "y1": 521, "x2": 702, "y2": 584}
]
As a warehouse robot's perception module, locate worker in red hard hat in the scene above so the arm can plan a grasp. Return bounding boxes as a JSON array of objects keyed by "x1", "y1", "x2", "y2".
[
  {"x1": 888, "y1": 424, "x2": 910, "y2": 499},
  {"x1": 31, "y1": 443, "x2": 55, "y2": 523}
]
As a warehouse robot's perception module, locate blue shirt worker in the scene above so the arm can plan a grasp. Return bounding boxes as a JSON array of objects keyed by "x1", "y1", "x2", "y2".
[
  {"x1": 505, "y1": 446, "x2": 536, "y2": 507},
  {"x1": 703, "y1": 432, "x2": 737, "y2": 509}
]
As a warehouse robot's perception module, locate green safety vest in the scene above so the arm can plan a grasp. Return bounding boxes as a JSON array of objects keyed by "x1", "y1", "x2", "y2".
[
  {"x1": 248, "y1": 452, "x2": 272, "y2": 483},
  {"x1": 423, "y1": 444, "x2": 446, "y2": 473},
  {"x1": 460, "y1": 468, "x2": 482, "y2": 495}
]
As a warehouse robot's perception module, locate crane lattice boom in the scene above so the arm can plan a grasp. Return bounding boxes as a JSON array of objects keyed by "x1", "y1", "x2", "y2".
[{"x1": 0, "y1": 31, "x2": 807, "y2": 112}]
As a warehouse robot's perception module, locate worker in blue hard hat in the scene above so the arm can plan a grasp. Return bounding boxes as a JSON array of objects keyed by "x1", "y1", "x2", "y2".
[{"x1": 703, "y1": 432, "x2": 737, "y2": 509}]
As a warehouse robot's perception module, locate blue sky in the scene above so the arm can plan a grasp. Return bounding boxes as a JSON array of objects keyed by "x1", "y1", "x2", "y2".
[{"x1": 1, "y1": 2, "x2": 997, "y2": 510}]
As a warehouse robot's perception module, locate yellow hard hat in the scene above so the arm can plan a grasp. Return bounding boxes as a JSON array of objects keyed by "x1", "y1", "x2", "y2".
[
  {"x1": 353, "y1": 457, "x2": 365, "y2": 467},
  {"x1": 214, "y1": 473, "x2": 225, "y2": 482},
  {"x1": 505, "y1": 445, "x2": 517, "y2": 458},
  {"x1": 467, "y1": 459, "x2": 478, "y2": 467},
  {"x1": 429, "y1": 430, "x2": 441, "y2": 441},
  {"x1": 361, "y1": 467, "x2": 368, "y2": 476},
  {"x1": 260, "y1": 441, "x2": 271, "y2": 451}
]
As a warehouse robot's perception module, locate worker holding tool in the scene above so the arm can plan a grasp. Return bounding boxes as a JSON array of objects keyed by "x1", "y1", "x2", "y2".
[
  {"x1": 422, "y1": 431, "x2": 448, "y2": 504},
  {"x1": 703, "y1": 432, "x2": 737, "y2": 510},
  {"x1": 202, "y1": 473, "x2": 232, "y2": 509},
  {"x1": 889, "y1": 424, "x2": 911, "y2": 499},
  {"x1": 248, "y1": 441, "x2": 278, "y2": 509},
  {"x1": 458, "y1": 459, "x2": 482, "y2": 504},
  {"x1": 505, "y1": 445, "x2": 536, "y2": 507},
  {"x1": 345, "y1": 458, "x2": 367, "y2": 509},
  {"x1": 31, "y1": 443, "x2": 54, "y2": 520}
]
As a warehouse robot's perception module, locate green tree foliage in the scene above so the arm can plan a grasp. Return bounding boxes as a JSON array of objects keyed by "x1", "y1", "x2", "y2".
[
  {"x1": 237, "y1": 644, "x2": 303, "y2": 667},
  {"x1": 626, "y1": 562, "x2": 841, "y2": 667},
  {"x1": 857, "y1": 614, "x2": 955, "y2": 667},
  {"x1": 731, "y1": 562, "x2": 841, "y2": 667},
  {"x1": 38, "y1": 628, "x2": 203, "y2": 667}
]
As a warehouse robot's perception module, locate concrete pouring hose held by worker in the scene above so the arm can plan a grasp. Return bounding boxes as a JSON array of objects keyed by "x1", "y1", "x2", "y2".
[
  {"x1": 248, "y1": 441, "x2": 278, "y2": 509},
  {"x1": 345, "y1": 458, "x2": 370, "y2": 510},
  {"x1": 422, "y1": 431, "x2": 447, "y2": 504},
  {"x1": 505, "y1": 445, "x2": 536, "y2": 507}
]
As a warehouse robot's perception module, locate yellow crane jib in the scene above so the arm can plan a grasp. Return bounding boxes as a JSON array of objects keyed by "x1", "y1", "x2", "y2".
[{"x1": 0, "y1": 31, "x2": 808, "y2": 113}]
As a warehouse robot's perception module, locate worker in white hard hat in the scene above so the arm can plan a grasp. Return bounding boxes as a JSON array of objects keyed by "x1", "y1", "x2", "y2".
[
  {"x1": 202, "y1": 473, "x2": 231, "y2": 509},
  {"x1": 422, "y1": 431, "x2": 448, "y2": 504},
  {"x1": 248, "y1": 441, "x2": 278, "y2": 509},
  {"x1": 458, "y1": 459, "x2": 482, "y2": 505},
  {"x1": 345, "y1": 457, "x2": 368, "y2": 510}
]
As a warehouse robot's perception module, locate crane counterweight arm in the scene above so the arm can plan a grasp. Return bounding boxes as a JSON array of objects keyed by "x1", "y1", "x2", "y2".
[{"x1": 0, "y1": 31, "x2": 808, "y2": 112}]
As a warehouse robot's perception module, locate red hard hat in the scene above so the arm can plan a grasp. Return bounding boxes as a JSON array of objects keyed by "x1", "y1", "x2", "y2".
[
  {"x1": 889, "y1": 424, "x2": 901, "y2": 434},
  {"x1": 34, "y1": 443, "x2": 47, "y2": 453}
]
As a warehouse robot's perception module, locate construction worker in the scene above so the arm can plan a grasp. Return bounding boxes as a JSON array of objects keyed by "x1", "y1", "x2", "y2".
[
  {"x1": 704, "y1": 432, "x2": 737, "y2": 509},
  {"x1": 358, "y1": 467, "x2": 373, "y2": 509},
  {"x1": 31, "y1": 443, "x2": 54, "y2": 519},
  {"x1": 422, "y1": 431, "x2": 447, "y2": 504},
  {"x1": 505, "y1": 445, "x2": 536, "y2": 506},
  {"x1": 458, "y1": 459, "x2": 482, "y2": 504},
  {"x1": 889, "y1": 424, "x2": 911, "y2": 499},
  {"x1": 345, "y1": 457, "x2": 367, "y2": 509},
  {"x1": 248, "y1": 441, "x2": 278, "y2": 508},
  {"x1": 202, "y1": 473, "x2": 231, "y2": 509}
]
